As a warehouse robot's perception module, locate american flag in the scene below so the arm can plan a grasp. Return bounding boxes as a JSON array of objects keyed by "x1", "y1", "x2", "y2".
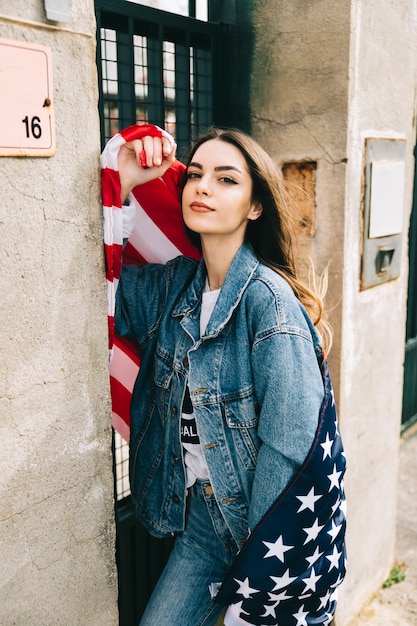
[
  {"x1": 216, "y1": 357, "x2": 347, "y2": 625},
  {"x1": 101, "y1": 124, "x2": 200, "y2": 441},
  {"x1": 101, "y1": 126, "x2": 347, "y2": 624}
]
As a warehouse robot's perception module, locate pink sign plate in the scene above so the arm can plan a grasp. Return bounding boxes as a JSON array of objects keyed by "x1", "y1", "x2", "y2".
[{"x1": 0, "y1": 38, "x2": 55, "y2": 156}]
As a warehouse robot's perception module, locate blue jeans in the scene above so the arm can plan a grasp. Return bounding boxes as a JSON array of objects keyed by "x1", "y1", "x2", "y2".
[{"x1": 139, "y1": 479, "x2": 240, "y2": 626}]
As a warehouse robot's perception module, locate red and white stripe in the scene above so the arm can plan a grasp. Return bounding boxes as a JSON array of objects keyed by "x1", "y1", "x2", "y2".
[{"x1": 101, "y1": 124, "x2": 200, "y2": 441}]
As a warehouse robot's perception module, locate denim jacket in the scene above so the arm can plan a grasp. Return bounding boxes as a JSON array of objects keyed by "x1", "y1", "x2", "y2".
[{"x1": 115, "y1": 242, "x2": 324, "y2": 546}]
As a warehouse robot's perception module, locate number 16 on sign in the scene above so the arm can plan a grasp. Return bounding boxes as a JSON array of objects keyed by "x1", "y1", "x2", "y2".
[{"x1": 0, "y1": 38, "x2": 56, "y2": 157}]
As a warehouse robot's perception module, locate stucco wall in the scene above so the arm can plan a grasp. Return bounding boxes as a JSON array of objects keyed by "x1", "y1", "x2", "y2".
[
  {"x1": 246, "y1": 1, "x2": 417, "y2": 624},
  {"x1": 339, "y1": 1, "x2": 417, "y2": 623},
  {"x1": 0, "y1": 3, "x2": 118, "y2": 625}
]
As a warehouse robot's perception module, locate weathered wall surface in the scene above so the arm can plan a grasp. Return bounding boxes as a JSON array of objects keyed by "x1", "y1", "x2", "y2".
[
  {"x1": 0, "y1": 3, "x2": 118, "y2": 625},
  {"x1": 339, "y1": 1, "x2": 417, "y2": 623},
  {"x1": 246, "y1": 1, "x2": 417, "y2": 625}
]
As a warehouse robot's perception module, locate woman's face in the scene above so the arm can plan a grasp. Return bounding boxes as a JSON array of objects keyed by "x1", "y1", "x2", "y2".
[{"x1": 182, "y1": 139, "x2": 262, "y2": 246}]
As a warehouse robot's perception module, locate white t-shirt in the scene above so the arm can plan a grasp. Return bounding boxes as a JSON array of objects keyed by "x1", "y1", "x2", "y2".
[
  {"x1": 183, "y1": 284, "x2": 255, "y2": 626},
  {"x1": 181, "y1": 282, "x2": 220, "y2": 488}
]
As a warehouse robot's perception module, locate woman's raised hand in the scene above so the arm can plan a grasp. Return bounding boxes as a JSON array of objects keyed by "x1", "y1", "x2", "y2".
[{"x1": 118, "y1": 134, "x2": 177, "y2": 203}]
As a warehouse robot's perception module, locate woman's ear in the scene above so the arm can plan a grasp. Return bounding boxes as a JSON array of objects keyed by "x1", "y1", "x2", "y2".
[{"x1": 248, "y1": 201, "x2": 263, "y2": 221}]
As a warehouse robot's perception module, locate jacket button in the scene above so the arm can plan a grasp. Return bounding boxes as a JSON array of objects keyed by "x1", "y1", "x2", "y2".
[
  {"x1": 172, "y1": 495, "x2": 180, "y2": 504},
  {"x1": 172, "y1": 455, "x2": 179, "y2": 463},
  {"x1": 221, "y1": 497, "x2": 237, "y2": 504},
  {"x1": 182, "y1": 357, "x2": 189, "y2": 367},
  {"x1": 171, "y1": 406, "x2": 177, "y2": 415}
]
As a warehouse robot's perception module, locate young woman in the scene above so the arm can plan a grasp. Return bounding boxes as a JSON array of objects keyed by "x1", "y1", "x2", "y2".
[{"x1": 101, "y1": 124, "x2": 346, "y2": 626}]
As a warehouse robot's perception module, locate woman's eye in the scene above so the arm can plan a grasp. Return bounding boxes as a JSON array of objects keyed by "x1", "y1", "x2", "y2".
[
  {"x1": 187, "y1": 171, "x2": 201, "y2": 179},
  {"x1": 220, "y1": 176, "x2": 237, "y2": 185}
]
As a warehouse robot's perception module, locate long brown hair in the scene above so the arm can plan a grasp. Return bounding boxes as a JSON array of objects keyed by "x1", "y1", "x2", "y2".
[{"x1": 182, "y1": 127, "x2": 332, "y2": 353}]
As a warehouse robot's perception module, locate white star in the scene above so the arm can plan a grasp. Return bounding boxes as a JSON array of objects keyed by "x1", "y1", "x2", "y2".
[
  {"x1": 323, "y1": 612, "x2": 334, "y2": 625},
  {"x1": 320, "y1": 432, "x2": 334, "y2": 460},
  {"x1": 267, "y1": 589, "x2": 293, "y2": 603},
  {"x1": 263, "y1": 535, "x2": 294, "y2": 562},
  {"x1": 262, "y1": 602, "x2": 278, "y2": 618},
  {"x1": 331, "y1": 496, "x2": 341, "y2": 514},
  {"x1": 327, "y1": 519, "x2": 343, "y2": 541},
  {"x1": 233, "y1": 577, "x2": 259, "y2": 598},
  {"x1": 340, "y1": 496, "x2": 347, "y2": 516},
  {"x1": 296, "y1": 487, "x2": 322, "y2": 513},
  {"x1": 305, "y1": 545, "x2": 324, "y2": 567},
  {"x1": 230, "y1": 601, "x2": 250, "y2": 617},
  {"x1": 293, "y1": 604, "x2": 309, "y2": 626},
  {"x1": 301, "y1": 567, "x2": 322, "y2": 593},
  {"x1": 303, "y1": 518, "x2": 324, "y2": 544},
  {"x1": 325, "y1": 545, "x2": 342, "y2": 571},
  {"x1": 330, "y1": 587, "x2": 339, "y2": 602},
  {"x1": 331, "y1": 573, "x2": 344, "y2": 588},
  {"x1": 317, "y1": 589, "x2": 331, "y2": 610},
  {"x1": 327, "y1": 464, "x2": 342, "y2": 491},
  {"x1": 270, "y1": 568, "x2": 297, "y2": 590}
]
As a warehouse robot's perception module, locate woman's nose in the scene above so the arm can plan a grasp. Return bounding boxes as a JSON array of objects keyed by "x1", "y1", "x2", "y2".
[{"x1": 196, "y1": 175, "x2": 211, "y2": 195}]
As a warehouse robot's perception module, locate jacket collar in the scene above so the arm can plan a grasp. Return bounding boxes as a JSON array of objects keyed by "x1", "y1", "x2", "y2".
[{"x1": 173, "y1": 242, "x2": 259, "y2": 340}]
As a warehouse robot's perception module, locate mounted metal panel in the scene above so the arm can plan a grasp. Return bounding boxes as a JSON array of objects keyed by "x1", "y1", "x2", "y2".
[
  {"x1": 44, "y1": 0, "x2": 71, "y2": 22},
  {"x1": 360, "y1": 138, "x2": 406, "y2": 290}
]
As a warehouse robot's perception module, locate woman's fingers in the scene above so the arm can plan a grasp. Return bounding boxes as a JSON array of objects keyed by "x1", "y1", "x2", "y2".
[
  {"x1": 141, "y1": 135, "x2": 171, "y2": 167},
  {"x1": 162, "y1": 135, "x2": 175, "y2": 157},
  {"x1": 118, "y1": 134, "x2": 177, "y2": 202},
  {"x1": 141, "y1": 135, "x2": 155, "y2": 166},
  {"x1": 137, "y1": 135, "x2": 176, "y2": 168}
]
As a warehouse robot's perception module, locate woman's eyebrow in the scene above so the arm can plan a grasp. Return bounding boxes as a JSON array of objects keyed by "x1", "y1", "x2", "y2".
[
  {"x1": 188, "y1": 161, "x2": 243, "y2": 174},
  {"x1": 215, "y1": 165, "x2": 243, "y2": 174}
]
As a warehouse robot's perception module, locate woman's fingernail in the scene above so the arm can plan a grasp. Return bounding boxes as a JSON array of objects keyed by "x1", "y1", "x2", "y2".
[{"x1": 140, "y1": 150, "x2": 147, "y2": 168}]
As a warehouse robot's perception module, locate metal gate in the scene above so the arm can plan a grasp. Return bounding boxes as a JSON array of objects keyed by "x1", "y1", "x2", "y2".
[
  {"x1": 95, "y1": 2, "x2": 236, "y2": 623},
  {"x1": 402, "y1": 140, "x2": 417, "y2": 432}
]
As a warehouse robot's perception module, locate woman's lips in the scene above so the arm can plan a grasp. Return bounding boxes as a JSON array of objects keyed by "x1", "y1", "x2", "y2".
[{"x1": 189, "y1": 201, "x2": 213, "y2": 212}]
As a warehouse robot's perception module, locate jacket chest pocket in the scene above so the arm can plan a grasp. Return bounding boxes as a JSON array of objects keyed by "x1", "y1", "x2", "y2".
[{"x1": 222, "y1": 394, "x2": 260, "y2": 469}]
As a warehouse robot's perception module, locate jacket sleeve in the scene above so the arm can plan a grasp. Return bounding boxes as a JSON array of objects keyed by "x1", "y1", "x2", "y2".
[
  {"x1": 248, "y1": 318, "x2": 324, "y2": 530},
  {"x1": 115, "y1": 262, "x2": 170, "y2": 348}
]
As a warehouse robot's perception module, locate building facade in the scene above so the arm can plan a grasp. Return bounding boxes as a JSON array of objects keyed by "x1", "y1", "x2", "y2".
[{"x1": 1, "y1": 1, "x2": 416, "y2": 624}]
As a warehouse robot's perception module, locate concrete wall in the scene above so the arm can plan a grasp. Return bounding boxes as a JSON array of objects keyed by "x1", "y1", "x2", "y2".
[
  {"x1": 339, "y1": 1, "x2": 417, "y2": 622},
  {"x1": 246, "y1": 0, "x2": 417, "y2": 624},
  {"x1": 0, "y1": 3, "x2": 118, "y2": 625}
]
